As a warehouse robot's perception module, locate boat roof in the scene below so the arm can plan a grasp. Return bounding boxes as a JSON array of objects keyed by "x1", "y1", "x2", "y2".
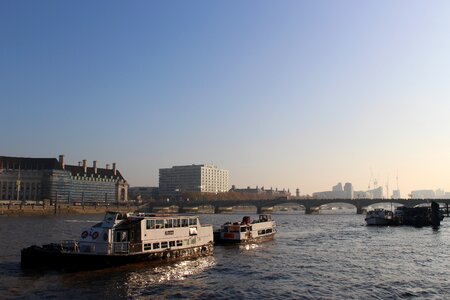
[{"x1": 105, "y1": 211, "x2": 199, "y2": 219}]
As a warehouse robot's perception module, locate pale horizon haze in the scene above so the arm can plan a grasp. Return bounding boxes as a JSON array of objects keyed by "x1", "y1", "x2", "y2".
[{"x1": 1, "y1": 1, "x2": 450, "y2": 196}]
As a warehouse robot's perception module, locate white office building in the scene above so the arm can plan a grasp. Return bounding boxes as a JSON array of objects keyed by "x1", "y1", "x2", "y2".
[{"x1": 159, "y1": 164, "x2": 229, "y2": 196}]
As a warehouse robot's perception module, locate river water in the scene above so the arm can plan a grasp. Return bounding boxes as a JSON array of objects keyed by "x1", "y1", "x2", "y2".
[{"x1": 1, "y1": 213, "x2": 450, "y2": 299}]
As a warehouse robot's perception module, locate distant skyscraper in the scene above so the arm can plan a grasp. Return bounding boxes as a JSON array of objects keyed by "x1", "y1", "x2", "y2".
[
  {"x1": 344, "y1": 183, "x2": 353, "y2": 199},
  {"x1": 332, "y1": 182, "x2": 343, "y2": 192}
]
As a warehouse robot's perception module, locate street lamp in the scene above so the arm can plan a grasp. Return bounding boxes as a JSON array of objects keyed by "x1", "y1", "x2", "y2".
[{"x1": 16, "y1": 179, "x2": 21, "y2": 204}]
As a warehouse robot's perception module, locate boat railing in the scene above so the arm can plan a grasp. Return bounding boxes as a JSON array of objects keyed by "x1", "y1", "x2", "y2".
[
  {"x1": 59, "y1": 240, "x2": 79, "y2": 253},
  {"x1": 112, "y1": 242, "x2": 130, "y2": 254}
]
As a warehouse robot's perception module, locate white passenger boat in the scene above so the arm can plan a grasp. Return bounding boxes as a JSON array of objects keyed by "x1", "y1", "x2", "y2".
[
  {"x1": 365, "y1": 208, "x2": 395, "y2": 226},
  {"x1": 214, "y1": 214, "x2": 276, "y2": 244},
  {"x1": 21, "y1": 211, "x2": 214, "y2": 270}
]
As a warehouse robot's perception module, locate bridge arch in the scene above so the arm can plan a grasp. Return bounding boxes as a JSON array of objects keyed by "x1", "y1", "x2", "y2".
[
  {"x1": 271, "y1": 203, "x2": 304, "y2": 213},
  {"x1": 364, "y1": 202, "x2": 404, "y2": 211},
  {"x1": 312, "y1": 202, "x2": 357, "y2": 214}
]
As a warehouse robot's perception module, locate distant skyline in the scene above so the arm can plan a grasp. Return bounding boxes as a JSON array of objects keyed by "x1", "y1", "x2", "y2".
[{"x1": 2, "y1": 1, "x2": 450, "y2": 195}]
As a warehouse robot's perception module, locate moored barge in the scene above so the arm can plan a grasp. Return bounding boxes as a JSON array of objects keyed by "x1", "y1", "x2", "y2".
[
  {"x1": 364, "y1": 202, "x2": 443, "y2": 227},
  {"x1": 21, "y1": 211, "x2": 214, "y2": 270}
]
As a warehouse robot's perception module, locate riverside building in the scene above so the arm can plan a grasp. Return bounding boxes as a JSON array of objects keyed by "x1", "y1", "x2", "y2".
[
  {"x1": 159, "y1": 164, "x2": 229, "y2": 197},
  {"x1": 0, "y1": 155, "x2": 128, "y2": 203}
]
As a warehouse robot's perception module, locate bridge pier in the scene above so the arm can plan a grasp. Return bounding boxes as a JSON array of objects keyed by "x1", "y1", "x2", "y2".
[
  {"x1": 356, "y1": 206, "x2": 364, "y2": 215},
  {"x1": 304, "y1": 206, "x2": 312, "y2": 214}
]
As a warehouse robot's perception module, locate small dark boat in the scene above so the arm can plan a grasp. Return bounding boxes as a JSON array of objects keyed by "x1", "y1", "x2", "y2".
[{"x1": 365, "y1": 208, "x2": 395, "y2": 226}]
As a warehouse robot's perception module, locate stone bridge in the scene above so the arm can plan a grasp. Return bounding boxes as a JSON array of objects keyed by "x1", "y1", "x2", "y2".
[{"x1": 141, "y1": 198, "x2": 450, "y2": 214}]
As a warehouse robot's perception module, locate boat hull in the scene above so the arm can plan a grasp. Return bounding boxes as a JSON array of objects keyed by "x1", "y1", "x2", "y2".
[
  {"x1": 21, "y1": 243, "x2": 213, "y2": 270},
  {"x1": 214, "y1": 232, "x2": 275, "y2": 244},
  {"x1": 365, "y1": 217, "x2": 393, "y2": 226}
]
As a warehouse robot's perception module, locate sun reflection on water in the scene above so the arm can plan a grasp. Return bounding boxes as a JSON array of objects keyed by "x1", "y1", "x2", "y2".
[
  {"x1": 124, "y1": 256, "x2": 216, "y2": 296},
  {"x1": 242, "y1": 244, "x2": 259, "y2": 251}
]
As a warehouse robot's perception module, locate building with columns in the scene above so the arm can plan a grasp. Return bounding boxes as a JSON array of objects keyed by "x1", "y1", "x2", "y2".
[{"x1": 0, "y1": 155, "x2": 128, "y2": 203}]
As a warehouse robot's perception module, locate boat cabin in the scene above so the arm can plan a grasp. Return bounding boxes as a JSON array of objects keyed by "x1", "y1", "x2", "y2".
[{"x1": 77, "y1": 212, "x2": 212, "y2": 255}]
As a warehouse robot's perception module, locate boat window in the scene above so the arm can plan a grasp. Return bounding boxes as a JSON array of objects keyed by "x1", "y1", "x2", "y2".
[
  {"x1": 115, "y1": 231, "x2": 128, "y2": 242},
  {"x1": 189, "y1": 218, "x2": 197, "y2": 226},
  {"x1": 173, "y1": 219, "x2": 180, "y2": 228},
  {"x1": 146, "y1": 220, "x2": 156, "y2": 229},
  {"x1": 240, "y1": 227, "x2": 247, "y2": 232},
  {"x1": 229, "y1": 226, "x2": 240, "y2": 233},
  {"x1": 169, "y1": 241, "x2": 175, "y2": 247},
  {"x1": 144, "y1": 243, "x2": 151, "y2": 250},
  {"x1": 155, "y1": 220, "x2": 164, "y2": 229},
  {"x1": 153, "y1": 243, "x2": 160, "y2": 249},
  {"x1": 161, "y1": 242, "x2": 168, "y2": 249},
  {"x1": 259, "y1": 215, "x2": 268, "y2": 222},
  {"x1": 266, "y1": 229, "x2": 272, "y2": 234},
  {"x1": 165, "y1": 219, "x2": 173, "y2": 228},
  {"x1": 258, "y1": 229, "x2": 266, "y2": 235},
  {"x1": 182, "y1": 219, "x2": 189, "y2": 227},
  {"x1": 176, "y1": 240, "x2": 182, "y2": 246}
]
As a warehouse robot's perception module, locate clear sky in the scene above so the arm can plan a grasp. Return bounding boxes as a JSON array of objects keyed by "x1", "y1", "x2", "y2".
[{"x1": 1, "y1": 1, "x2": 450, "y2": 196}]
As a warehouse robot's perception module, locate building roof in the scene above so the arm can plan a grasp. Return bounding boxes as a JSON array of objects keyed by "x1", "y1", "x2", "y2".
[
  {"x1": 0, "y1": 156, "x2": 125, "y2": 181},
  {"x1": 0, "y1": 156, "x2": 62, "y2": 170},
  {"x1": 65, "y1": 165, "x2": 125, "y2": 181}
]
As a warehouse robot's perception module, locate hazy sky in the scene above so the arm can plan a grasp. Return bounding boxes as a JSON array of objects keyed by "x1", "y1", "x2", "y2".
[{"x1": 2, "y1": 1, "x2": 450, "y2": 195}]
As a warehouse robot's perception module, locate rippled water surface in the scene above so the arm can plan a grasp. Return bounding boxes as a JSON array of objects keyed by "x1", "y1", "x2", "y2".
[{"x1": 1, "y1": 213, "x2": 450, "y2": 299}]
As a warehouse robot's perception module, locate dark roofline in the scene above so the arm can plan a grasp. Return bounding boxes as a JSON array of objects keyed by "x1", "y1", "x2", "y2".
[
  {"x1": 0, "y1": 156, "x2": 61, "y2": 170},
  {"x1": 64, "y1": 164, "x2": 125, "y2": 181},
  {"x1": 0, "y1": 156, "x2": 126, "y2": 181}
]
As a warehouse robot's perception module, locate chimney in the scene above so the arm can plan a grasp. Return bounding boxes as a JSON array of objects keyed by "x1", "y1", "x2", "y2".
[
  {"x1": 78, "y1": 161, "x2": 82, "y2": 167},
  {"x1": 83, "y1": 159, "x2": 87, "y2": 173},
  {"x1": 59, "y1": 155, "x2": 65, "y2": 170},
  {"x1": 106, "y1": 164, "x2": 110, "y2": 170},
  {"x1": 112, "y1": 163, "x2": 117, "y2": 176},
  {"x1": 93, "y1": 160, "x2": 97, "y2": 174}
]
